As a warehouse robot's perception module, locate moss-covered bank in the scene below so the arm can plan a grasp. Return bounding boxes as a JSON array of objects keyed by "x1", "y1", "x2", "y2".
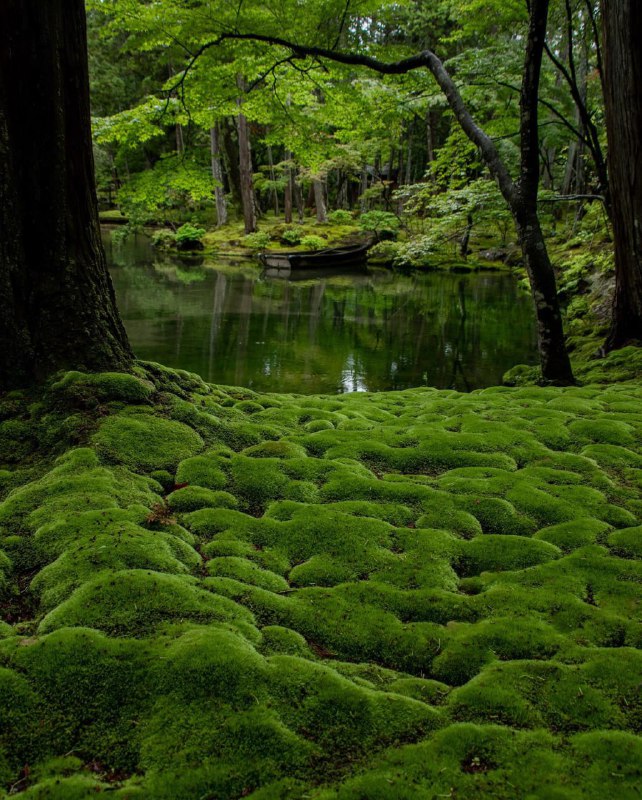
[{"x1": 0, "y1": 364, "x2": 641, "y2": 798}]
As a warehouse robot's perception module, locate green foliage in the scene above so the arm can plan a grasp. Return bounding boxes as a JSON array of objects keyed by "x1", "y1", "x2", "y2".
[
  {"x1": 300, "y1": 235, "x2": 327, "y2": 250},
  {"x1": 328, "y1": 209, "x2": 354, "y2": 224},
  {"x1": 116, "y1": 157, "x2": 214, "y2": 227},
  {"x1": 359, "y1": 211, "x2": 400, "y2": 240},
  {"x1": 280, "y1": 228, "x2": 302, "y2": 245},
  {"x1": 243, "y1": 232, "x2": 272, "y2": 251},
  {"x1": 175, "y1": 223, "x2": 206, "y2": 248}
]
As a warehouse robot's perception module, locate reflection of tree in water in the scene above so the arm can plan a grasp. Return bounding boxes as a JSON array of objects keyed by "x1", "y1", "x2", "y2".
[{"x1": 108, "y1": 243, "x2": 537, "y2": 393}]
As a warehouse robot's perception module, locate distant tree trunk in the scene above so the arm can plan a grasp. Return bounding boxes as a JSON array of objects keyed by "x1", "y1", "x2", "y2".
[
  {"x1": 284, "y1": 149, "x2": 293, "y2": 223},
  {"x1": 460, "y1": 213, "x2": 473, "y2": 257},
  {"x1": 359, "y1": 166, "x2": 368, "y2": 212},
  {"x1": 313, "y1": 179, "x2": 327, "y2": 223},
  {"x1": 0, "y1": 0, "x2": 132, "y2": 388},
  {"x1": 336, "y1": 170, "x2": 349, "y2": 209},
  {"x1": 210, "y1": 124, "x2": 228, "y2": 227},
  {"x1": 175, "y1": 123, "x2": 184, "y2": 155},
  {"x1": 602, "y1": 0, "x2": 642, "y2": 348},
  {"x1": 236, "y1": 77, "x2": 257, "y2": 234},
  {"x1": 426, "y1": 111, "x2": 435, "y2": 171},
  {"x1": 266, "y1": 144, "x2": 280, "y2": 216},
  {"x1": 221, "y1": 118, "x2": 242, "y2": 208}
]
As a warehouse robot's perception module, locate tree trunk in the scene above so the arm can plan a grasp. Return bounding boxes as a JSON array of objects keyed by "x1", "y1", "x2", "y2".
[
  {"x1": 266, "y1": 144, "x2": 280, "y2": 216},
  {"x1": 515, "y1": 209, "x2": 574, "y2": 380},
  {"x1": 235, "y1": 77, "x2": 257, "y2": 234},
  {"x1": 284, "y1": 150, "x2": 293, "y2": 224},
  {"x1": 0, "y1": 0, "x2": 132, "y2": 388},
  {"x1": 313, "y1": 179, "x2": 327, "y2": 223},
  {"x1": 359, "y1": 166, "x2": 368, "y2": 212},
  {"x1": 602, "y1": 0, "x2": 642, "y2": 348},
  {"x1": 221, "y1": 119, "x2": 242, "y2": 208},
  {"x1": 210, "y1": 124, "x2": 228, "y2": 227},
  {"x1": 236, "y1": 110, "x2": 257, "y2": 234}
]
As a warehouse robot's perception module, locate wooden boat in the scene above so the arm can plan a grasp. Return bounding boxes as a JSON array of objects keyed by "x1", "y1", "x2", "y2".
[{"x1": 259, "y1": 239, "x2": 372, "y2": 270}]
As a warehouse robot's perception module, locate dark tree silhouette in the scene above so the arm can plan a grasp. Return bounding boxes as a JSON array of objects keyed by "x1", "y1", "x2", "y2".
[
  {"x1": 602, "y1": 0, "x2": 642, "y2": 349},
  {"x1": 0, "y1": 0, "x2": 132, "y2": 389}
]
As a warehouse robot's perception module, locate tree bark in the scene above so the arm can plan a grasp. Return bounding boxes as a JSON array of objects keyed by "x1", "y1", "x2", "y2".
[
  {"x1": 0, "y1": 0, "x2": 132, "y2": 388},
  {"x1": 284, "y1": 150, "x2": 293, "y2": 223},
  {"x1": 210, "y1": 124, "x2": 228, "y2": 227},
  {"x1": 602, "y1": 0, "x2": 642, "y2": 348},
  {"x1": 313, "y1": 179, "x2": 327, "y2": 223},
  {"x1": 235, "y1": 77, "x2": 257, "y2": 234}
]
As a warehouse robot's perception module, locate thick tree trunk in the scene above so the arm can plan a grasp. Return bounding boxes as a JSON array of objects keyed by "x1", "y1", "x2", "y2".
[
  {"x1": 210, "y1": 124, "x2": 228, "y2": 227},
  {"x1": 313, "y1": 179, "x2": 327, "y2": 223},
  {"x1": 602, "y1": 0, "x2": 642, "y2": 348},
  {"x1": 0, "y1": 0, "x2": 132, "y2": 388}
]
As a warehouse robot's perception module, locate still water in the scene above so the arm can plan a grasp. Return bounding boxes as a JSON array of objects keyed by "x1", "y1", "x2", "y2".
[{"x1": 105, "y1": 232, "x2": 538, "y2": 394}]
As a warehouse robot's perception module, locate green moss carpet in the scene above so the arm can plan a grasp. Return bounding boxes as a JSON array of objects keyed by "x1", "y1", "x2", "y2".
[{"x1": 1, "y1": 364, "x2": 641, "y2": 798}]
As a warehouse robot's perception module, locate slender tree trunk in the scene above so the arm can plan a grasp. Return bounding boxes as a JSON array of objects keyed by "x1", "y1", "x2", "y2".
[
  {"x1": 359, "y1": 166, "x2": 368, "y2": 212},
  {"x1": 602, "y1": 0, "x2": 642, "y2": 348},
  {"x1": 0, "y1": 0, "x2": 132, "y2": 388},
  {"x1": 221, "y1": 119, "x2": 242, "y2": 208},
  {"x1": 313, "y1": 179, "x2": 327, "y2": 223},
  {"x1": 175, "y1": 123, "x2": 184, "y2": 155},
  {"x1": 509, "y1": 0, "x2": 574, "y2": 382},
  {"x1": 460, "y1": 213, "x2": 473, "y2": 257},
  {"x1": 284, "y1": 150, "x2": 293, "y2": 224},
  {"x1": 236, "y1": 77, "x2": 257, "y2": 234},
  {"x1": 210, "y1": 124, "x2": 228, "y2": 227},
  {"x1": 266, "y1": 144, "x2": 280, "y2": 216}
]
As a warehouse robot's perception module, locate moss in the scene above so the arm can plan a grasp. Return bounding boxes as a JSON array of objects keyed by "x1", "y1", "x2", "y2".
[
  {"x1": 242, "y1": 440, "x2": 308, "y2": 459},
  {"x1": 167, "y1": 485, "x2": 238, "y2": 512},
  {"x1": 2, "y1": 366, "x2": 642, "y2": 797},
  {"x1": 49, "y1": 370, "x2": 154, "y2": 405},
  {"x1": 38, "y1": 570, "x2": 257, "y2": 638},
  {"x1": 207, "y1": 557, "x2": 289, "y2": 592},
  {"x1": 608, "y1": 526, "x2": 642, "y2": 558},
  {"x1": 534, "y1": 518, "x2": 611, "y2": 552},
  {"x1": 0, "y1": 418, "x2": 37, "y2": 463},
  {"x1": 93, "y1": 413, "x2": 204, "y2": 471},
  {"x1": 458, "y1": 535, "x2": 561, "y2": 576},
  {"x1": 31, "y1": 528, "x2": 200, "y2": 610},
  {"x1": 0, "y1": 448, "x2": 159, "y2": 534},
  {"x1": 175, "y1": 454, "x2": 227, "y2": 490}
]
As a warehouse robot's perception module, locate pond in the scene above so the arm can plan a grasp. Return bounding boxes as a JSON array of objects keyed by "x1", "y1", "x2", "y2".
[{"x1": 105, "y1": 232, "x2": 538, "y2": 394}]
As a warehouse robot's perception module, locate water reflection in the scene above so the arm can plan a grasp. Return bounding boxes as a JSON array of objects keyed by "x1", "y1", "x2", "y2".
[{"x1": 105, "y1": 232, "x2": 538, "y2": 394}]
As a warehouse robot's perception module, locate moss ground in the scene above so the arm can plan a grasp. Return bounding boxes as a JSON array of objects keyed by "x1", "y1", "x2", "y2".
[{"x1": 0, "y1": 364, "x2": 641, "y2": 798}]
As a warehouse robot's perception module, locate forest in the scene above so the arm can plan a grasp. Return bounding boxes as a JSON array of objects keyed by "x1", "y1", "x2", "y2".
[{"x1": 0, "y1": 0, "x2": 641, "y2": 798}]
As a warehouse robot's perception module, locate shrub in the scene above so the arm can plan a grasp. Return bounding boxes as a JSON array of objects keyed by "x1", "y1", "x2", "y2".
[
  {"x1": 328, "y1": 209, "x2": 353, "y2": 224},
  {"x1": 174, "y1": 223, "x2": 205, "y2": 250},
  {"x1": 151, "y1": 229, "x2": 176, "y2": 249},
  {"x1": 280, "y1": 228, "x2": 302, "y2": 245},
  {"x1": 300, "y1": 235, "x2": 326, "y2": 251},
  {"x1": 359, "y1": 210, "x2": 400, "y2": 240},
  {"x1": 244, "y1": 232, "x2": 271, "y2": 251}
]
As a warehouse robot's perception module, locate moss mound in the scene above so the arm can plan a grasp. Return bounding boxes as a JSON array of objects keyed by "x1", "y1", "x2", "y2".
[{"x1": 0, "y1": 365, "x2": 640, "y2": 797}]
